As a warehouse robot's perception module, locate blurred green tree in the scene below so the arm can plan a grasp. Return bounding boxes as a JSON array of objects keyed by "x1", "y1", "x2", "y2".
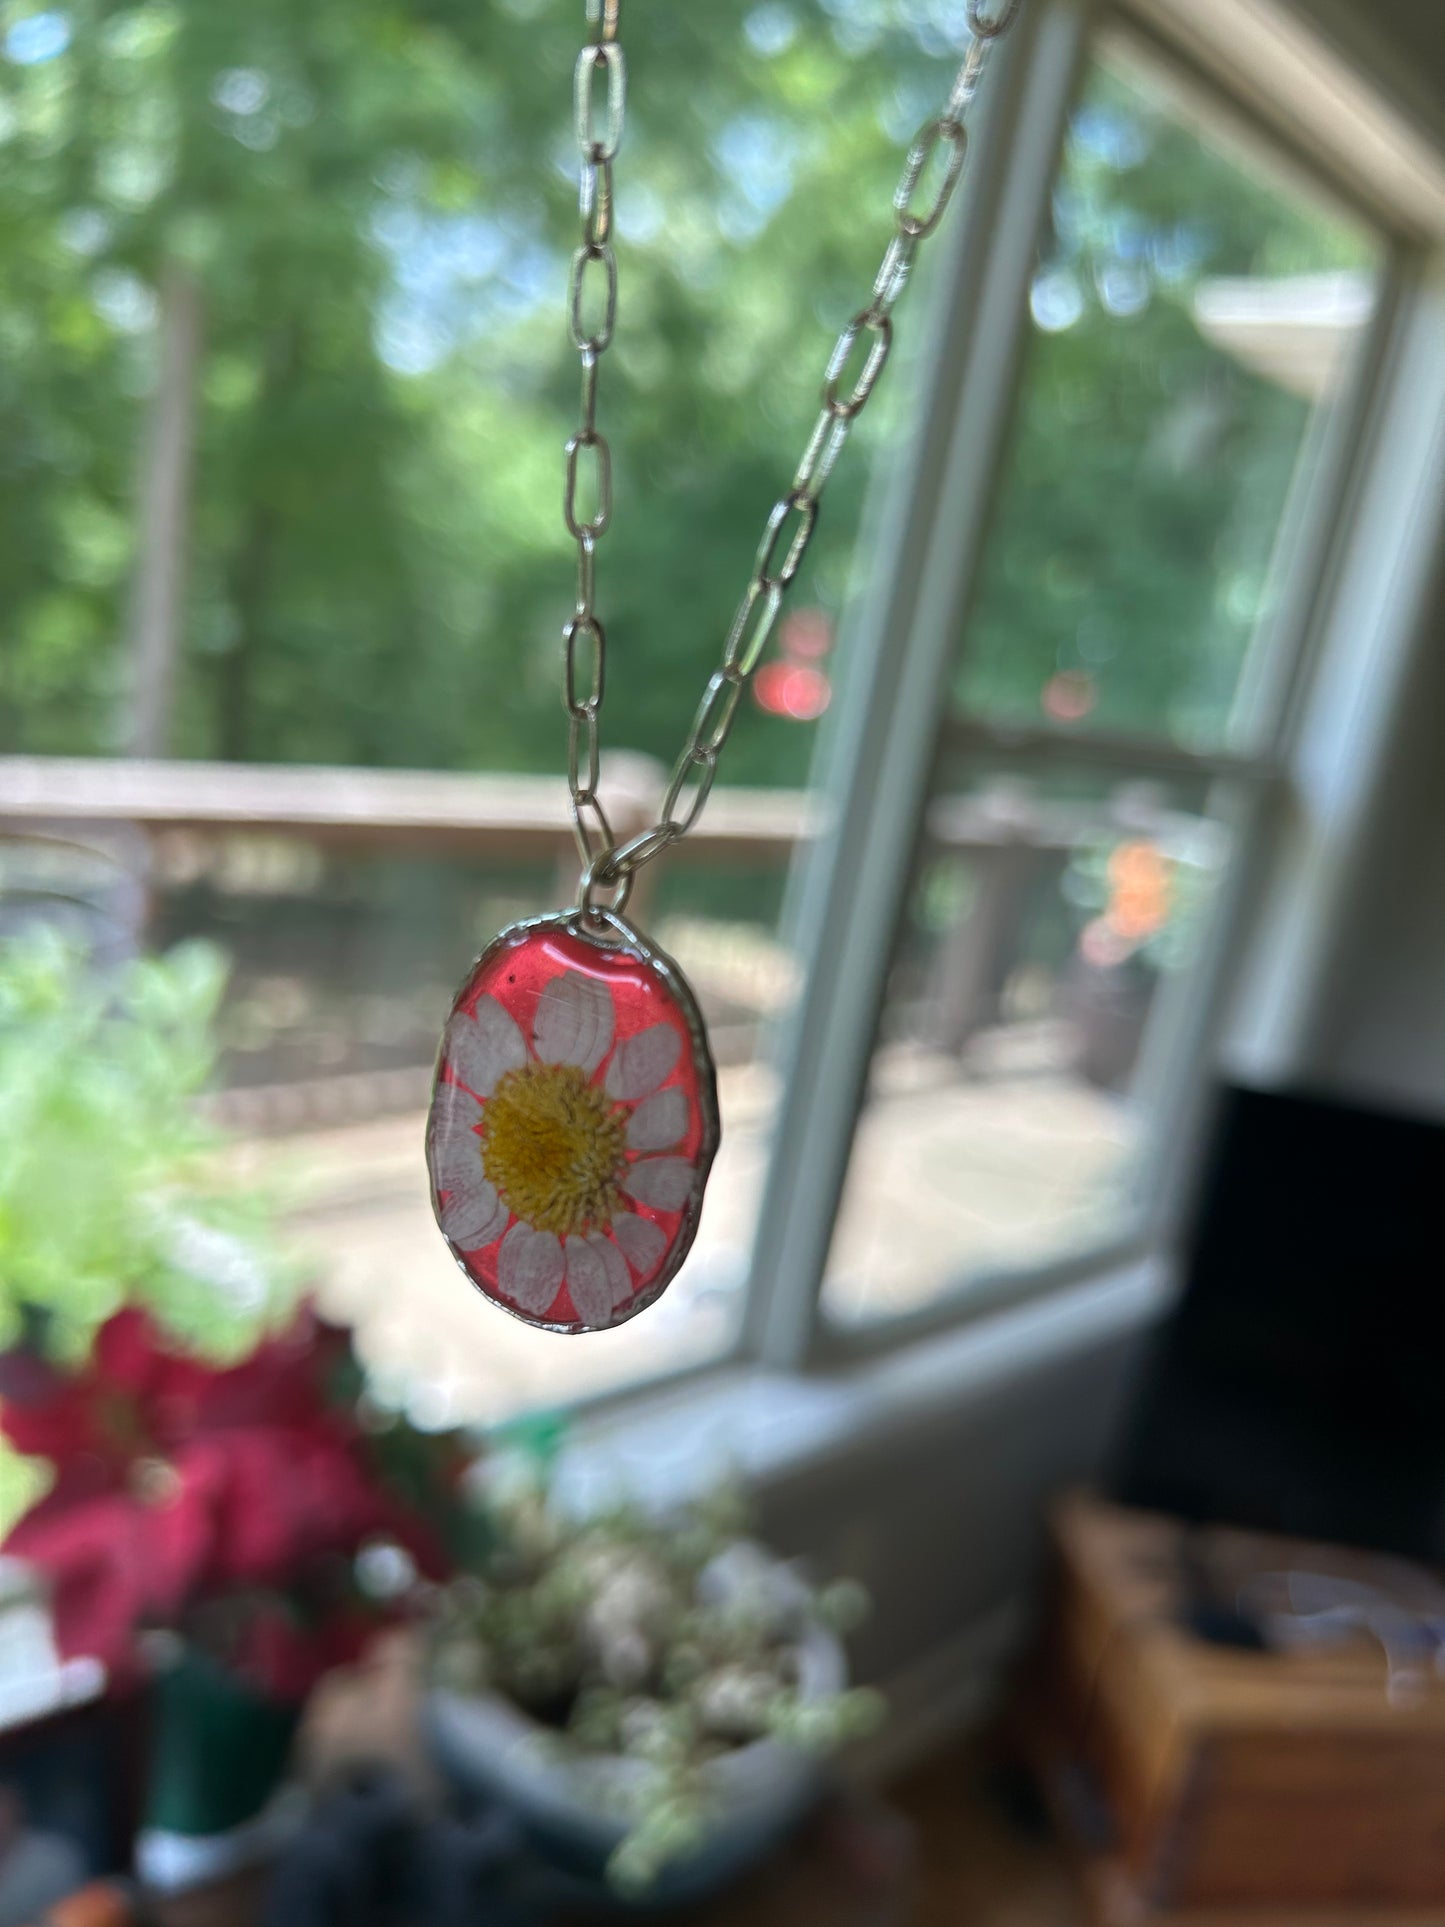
[
  {"x1": 0, "y1": 4, "x2": 1372, "y2": 777},
  {"x1": 957, "y1": 64, "x2": 1372, "y2": 746}
]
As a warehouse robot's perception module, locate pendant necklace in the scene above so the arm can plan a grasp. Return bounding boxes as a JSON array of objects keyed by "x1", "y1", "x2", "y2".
[{"x1": 427, "y1": 0, "x2": 1022, "y2": 1333}]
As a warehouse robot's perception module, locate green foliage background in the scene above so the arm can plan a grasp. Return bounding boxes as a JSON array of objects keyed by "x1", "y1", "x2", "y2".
[{"x1": 0, "y1": 1, "x2": 1373, "y2": 776}]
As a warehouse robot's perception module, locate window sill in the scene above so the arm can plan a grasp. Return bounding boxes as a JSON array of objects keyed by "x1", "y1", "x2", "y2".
[{"x1": 557, "y1": 1254, "x2": 1174, "y2": 1514}]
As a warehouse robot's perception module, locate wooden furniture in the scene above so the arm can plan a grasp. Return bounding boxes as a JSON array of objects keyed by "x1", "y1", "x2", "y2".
[{"x1": 1018, "y1": 1493, "x2": 1445, "y2": 1927}]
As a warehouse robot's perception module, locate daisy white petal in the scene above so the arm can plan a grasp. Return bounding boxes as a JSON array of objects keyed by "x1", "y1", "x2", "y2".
[
  {"x1": 498, "y1": 1223, "x2": 565, "y2": 1316},
  {"x1": 605, "y1": 1023, "x2": 682, "y2": 1102},
  {"x1": 564, "y1": 1236, "x2": 614, "y2": 1329},
  {"x1": 433, "y1": 1114, "x2": 486, "y2": 1195},
  {"x1": 626, "y1": 1087, "x2": 688, "y2": 1154},
  {"x1": 588, "y1": 1232, "x2": 634, "y2": 1309},
  {"x1": 446, "y1": 997, "x2": 526, "y2": 1097},
  {"x1": 434, "y1": 1086, "x2": 485, "y2": 1136},
  {"x1": 623, "y1": 1157, "x2": 694, "y2": 1212},
  {"x1": 533, "y1": 970, "x2": 614, "y2": 1075},
  {"x1": 612, "y1": 1210, "x2": 668, "y2": 1278},
  {"x1": 439, "y1": 1177, "x2": 507, "y2": 1249}
]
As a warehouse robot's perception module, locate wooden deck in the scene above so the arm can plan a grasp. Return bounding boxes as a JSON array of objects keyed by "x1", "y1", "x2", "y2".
[{"x1": 253, "y1": 1040, "x2": 1128, "y2": 1426}]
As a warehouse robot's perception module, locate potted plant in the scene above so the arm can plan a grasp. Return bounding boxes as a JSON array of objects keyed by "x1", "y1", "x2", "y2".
[
  {"x1": 426, "y1": 1470, "x2": 882, "y2": 1901},
  {"x1": 0, "y1": 1304, "x2": 484, "y2": 1891}
]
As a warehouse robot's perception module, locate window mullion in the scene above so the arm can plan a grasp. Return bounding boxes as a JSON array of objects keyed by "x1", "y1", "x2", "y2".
[
  {"x1": 742, "y1": 0, "x2": 1099, "y2": 1372},
  {"x1": 1127, "y1": 246, "x2": 1420, "y2": 1248}
]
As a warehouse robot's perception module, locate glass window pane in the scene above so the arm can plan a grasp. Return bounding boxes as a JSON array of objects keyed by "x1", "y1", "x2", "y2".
[
  {"x1": 149, "y1": 828, "x2": 798, "y2": 1424},
  {"x1": 2, "y1": 7, "x2": 984, "y2": 1415},
  {"x1": 953, "y1": 44, "x2": 1382, "y2": 751},
  {"x1": 0, "y1": 6, "x2": 961, "y2": 771},
  {"x1": 822, "y1": 758, "x2": 1235, "y2": 1327}
]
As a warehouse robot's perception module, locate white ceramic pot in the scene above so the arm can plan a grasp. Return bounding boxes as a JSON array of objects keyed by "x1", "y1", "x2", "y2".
[{"x1": 425, "y1": 1594, "x2": 846, "y2": 1904}]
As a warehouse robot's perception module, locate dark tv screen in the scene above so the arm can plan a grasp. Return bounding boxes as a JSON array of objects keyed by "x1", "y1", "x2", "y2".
[{"x1": 1112, "y1": 1082, "x2": 1445, "y2": 1565}]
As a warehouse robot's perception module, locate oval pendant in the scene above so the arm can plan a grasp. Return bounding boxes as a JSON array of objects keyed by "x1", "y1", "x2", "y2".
[{"x1": 426, "y1": 909, "x2": 719, "y2": 1333}]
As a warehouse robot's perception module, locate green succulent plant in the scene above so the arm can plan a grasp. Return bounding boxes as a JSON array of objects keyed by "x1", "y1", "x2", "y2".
[{"x1": 430, "y1": 1471, "x2": 883, "y2": 1893}]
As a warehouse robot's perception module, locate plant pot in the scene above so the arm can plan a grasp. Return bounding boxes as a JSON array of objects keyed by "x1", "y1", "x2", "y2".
[
  {"x1": 135, "y1": 1649, "x2": 302, "y2": 1895},
  {"x1": 426, "y1": 1614, "x2": 846, "y2": 1908},
  {"x1": 1064, "y1": 951, "x2": 1158, "y2": 1091}
]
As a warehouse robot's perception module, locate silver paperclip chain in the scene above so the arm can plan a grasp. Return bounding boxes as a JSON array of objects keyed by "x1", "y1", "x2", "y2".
[
  {"x1": 563, "y1": 0, "x2": 626, "y2": 877},
  {"x1": 561, "y1": 0, "x2": 1023, "y2": 911}
]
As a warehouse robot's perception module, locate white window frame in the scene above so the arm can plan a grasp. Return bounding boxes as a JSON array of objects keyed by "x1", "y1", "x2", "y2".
[
  {"x1": 725, "y1": 0, "x2": 1445, "y2": 1372},
  {"x1": 554, "y1": 0, "x2": 1445, "y2": 1425}
]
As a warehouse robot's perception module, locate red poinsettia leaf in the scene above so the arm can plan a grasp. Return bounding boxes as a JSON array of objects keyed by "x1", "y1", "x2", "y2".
[
  {"x1": 160, "y1": 1307, "x2": 353, "y2": 1442},
  {"x1": 7, "y1": 1494, "x2": 155, "y2": 1675},
  {"x1": 1, "y1": 1309, "x2": 199, "y2": 1476},
  {"x1": 96, "y1": 1310, "x2": 232, "y2": 1456},
  {"x1": 0, "y1": 1337, "x2": 115, "y2": 1472},
  {"x1": 198, "y1": 1430, "x2": 436, "y2": 1591},
  {"x1": 1, "y1": 1301, "x2": 457, "y2": 1676},
  {"x1": 138, "y1": 1456, "x2": 229, "y2": 1612},
  {"x1": 93, "y1": 1307, "x2": 172, "y2": 1397},
  {"x1": 0, "y1": 1384, "x2": 103, "y2": 1470},
  {"x1": 12, "y1": 1453, "x2": 133, "y2": 1531},
  {"x1": 0, "y1": 1304, "x2": 349, "y2": 1489}
]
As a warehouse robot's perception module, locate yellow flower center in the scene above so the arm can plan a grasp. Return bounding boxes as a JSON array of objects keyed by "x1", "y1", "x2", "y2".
[{"x1": 481, "y1": 1061, "x2": 626, "y2": 1237}]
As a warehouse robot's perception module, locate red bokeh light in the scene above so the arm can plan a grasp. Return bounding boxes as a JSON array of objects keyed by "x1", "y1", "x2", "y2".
[
  {"x1": 754, "y1": 661, "x2": 831, "y2": 721},
  {"x1": 1041, "y1": 669, "x2": 1097, "y2": 722},
  {"x1": 781, "y1": 608, "x2": 833, "y2": 661}
]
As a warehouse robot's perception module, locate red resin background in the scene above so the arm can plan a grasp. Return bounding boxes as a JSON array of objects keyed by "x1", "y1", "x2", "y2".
[{"x1": 429, "y1": 922, "x2": 714, "y2": 1332}]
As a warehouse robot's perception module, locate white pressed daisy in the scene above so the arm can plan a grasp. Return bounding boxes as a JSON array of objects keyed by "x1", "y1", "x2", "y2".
[{"x1": 431, "y1": 969, "x2": 696, "y2": 1325}]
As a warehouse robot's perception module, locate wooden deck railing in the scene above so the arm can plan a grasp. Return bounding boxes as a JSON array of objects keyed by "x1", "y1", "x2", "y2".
[
  {"x1": 1, "y1": 753, "x2": 1175, "y2": 1128},
  {"x1": 0, "y1": 753, "x2": 819, "y2": 863},
  {"x1": 0, "y1": 751, "x2": 1139, "y2": 868}
]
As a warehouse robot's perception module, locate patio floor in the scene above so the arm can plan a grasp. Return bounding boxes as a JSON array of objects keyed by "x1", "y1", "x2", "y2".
[{"x1": 270, "y1": 1037, "x2": 1132, "y2": 1429}]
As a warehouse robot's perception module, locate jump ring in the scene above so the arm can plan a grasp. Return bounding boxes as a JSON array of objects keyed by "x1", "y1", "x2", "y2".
[{"x1": 577, "y1": 846, "x2": 633, "y2": 921}]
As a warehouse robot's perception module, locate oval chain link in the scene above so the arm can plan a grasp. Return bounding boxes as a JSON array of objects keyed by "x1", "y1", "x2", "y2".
[
  {"x1": 562, "y1": 0, "x2": 1022, "y2": 901},
  {"x1": 564, "y1": 0, "x2": 625, "y2": 872}
]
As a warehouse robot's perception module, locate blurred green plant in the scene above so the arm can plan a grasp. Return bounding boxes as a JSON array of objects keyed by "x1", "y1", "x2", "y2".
[
  {"x1": 430, "y1": 1468, "x2": 882, "y2": 1893},
  {"x1": 0, "y1": 929, "x2": 289, "y2": 1363}
]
